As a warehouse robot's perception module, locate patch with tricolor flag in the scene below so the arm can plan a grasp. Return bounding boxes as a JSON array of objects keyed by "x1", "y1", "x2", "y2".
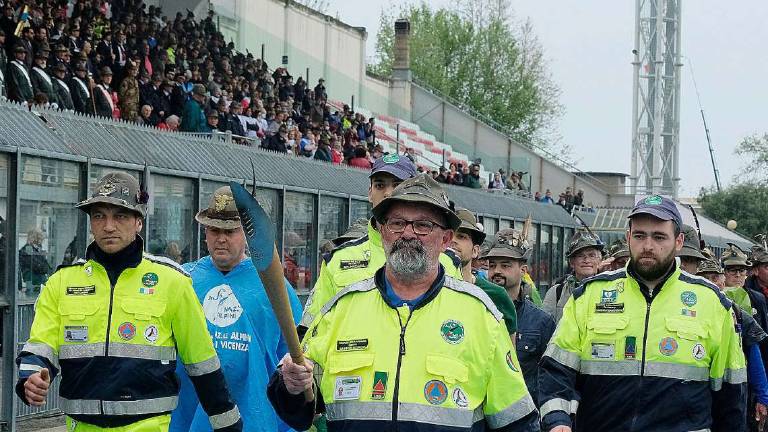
[{"x1": 371, "y1": 371, "x2": 388, "y2": 400}]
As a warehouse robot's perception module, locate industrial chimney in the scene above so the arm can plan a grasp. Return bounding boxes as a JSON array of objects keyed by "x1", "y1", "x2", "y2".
[{"x1": 392, "y1": 19, "x2": 411, "y2": 80}]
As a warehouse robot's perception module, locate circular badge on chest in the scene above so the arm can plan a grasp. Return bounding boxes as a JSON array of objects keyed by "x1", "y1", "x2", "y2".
[{"x1": 203, "y1": 284, "x2": 243, "y2": 327}]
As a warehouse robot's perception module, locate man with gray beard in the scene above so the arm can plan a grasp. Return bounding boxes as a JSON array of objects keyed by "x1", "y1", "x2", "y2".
[{"x1": 269, "y1": 175, "x2": 539, "y2": 431}]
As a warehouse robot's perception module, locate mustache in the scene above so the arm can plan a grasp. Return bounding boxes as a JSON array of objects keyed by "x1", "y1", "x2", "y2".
[{"x1": 391, "y1": 238, "x2": 425, "y2": 254}]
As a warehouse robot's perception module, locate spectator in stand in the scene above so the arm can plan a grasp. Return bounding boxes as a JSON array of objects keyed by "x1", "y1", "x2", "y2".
[
  {"x1": 0, "y1": 29, "x2": 7, "y2": 98},
  {"x1": 564, "y1": 187, "x2": 574, "y2": 210},
  {"x1": 157, "y1": 114, "x2": 180, "y2": 131},
  {"x1": 464, "y1": 164, "x2": 482, "y2": 189},
  {"x1": 139, "y1": 73, "x2": 161, "y2": 113},
  {"x1": 314, "y1": 77, "x2": 327, "y2": 101},
  {"x1": 68, "y1": 63, "x2": 91, "y2": 114},
  {"x1": 348, "y1": 146, "x2": 372, "y2": 170},
  {"x1": 255, "y1": 109, "x2": 268, "y2": 136},
  {"x1": 50, "y1": 44, "x2": 71, "y2": 79},
  {"x1": 51, "y1": 63, "x2": 74, "y2": 110},
  {"x1": 314, "y1": 136, "x2": 332, "y2": 162},
  {"x1": 286, "y1": 126, "x2": 300, "y2": 153},
  {"x1": 30, "y1": 51, "x2": 56, "y2": 107},
  {"x1": 119, "y1": 61, "x2": 140, "y2": 121},
  {"x1": 447, "y1": 163, "x2": 463, "y2": 185},
  {"x1": 201, "y1": 108, "x2": 219, "y2": 133},
  {"x1": 436, "y1": 167, "x2": 448, "y2": 183},
  {"x1": 330, "y1": 137, "x2": 344, "y2": 165},
  {"x1": 170, "y1": 72, "x2": 189, "y2": 116},
  {"x1": 365, "y1": 117, "x2": 376, "y2": 147},
  {"x1": 239, "y1": 106, "x2": 260, "y2": 140},
  {"x1": 506, "y1": 171, "x2": 525, "y2": 191},
  {"x1": 370, "y1": 144, "x2": 384, "y2": 163},
  {"x1": 8, "y1": 45, "x2": 33, "y2": 104},
  {"x1": 155, "y1": 80, "x2": 173, "y2": 121},
  {"x1": 573, "y1": 189, "x2": 585, "y2": 208},
  {"x1": 18, "y1": 27, "x2": 34, "y2": 68},
  {"x1": 180, "y1": 83, "x2": 206, "y2": 132},
  {"x1": 489, "y1": 172, "x2": 505, "y2": 190},
  {"x1": 263, "y1": 124, "x2": 289, "y2": 153},
  {"x1": 556, "y1": 193, "x2": 568, "y2": 209},
  {"x1": 534, "y1": 191, "x2": 542, "y2": 202},
  {"x1": 93, "y1": 66, "x2": 115, "y2": 118},
  {"x1": 541, "y1": 189, "x2": 555, "y2": 204},
  {"x1": 136, "y1": 104, "x2": 156, "y2": 126},
  {"x1": 221, "y1": 101, "x2": 246, "y2": 137},
  {"x1": 298, "y1": 128, "x2": 316, "y2": 157}
]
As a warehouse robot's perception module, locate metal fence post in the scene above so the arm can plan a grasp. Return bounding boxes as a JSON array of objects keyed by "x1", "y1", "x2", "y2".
[
  {"x1": 396, "y1": 124, "x2": 400, "y2": 154},
  {"x1": 2, "y1": 150, "x2": 21, "y2": 432}
]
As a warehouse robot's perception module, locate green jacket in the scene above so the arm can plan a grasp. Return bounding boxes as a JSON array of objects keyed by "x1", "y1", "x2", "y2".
[
  {"x1": 180, "y1": 99, "x2": 205, "y2": 132},
  {"x1": 474, "y1": 274, "x2": 517, "y2": 334}
]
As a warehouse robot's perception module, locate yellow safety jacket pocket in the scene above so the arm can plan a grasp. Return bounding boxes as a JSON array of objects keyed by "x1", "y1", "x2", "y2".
[
  {"x1": 665, "y1": 318, "x2": 707, "y2": 341},
  {"x1": 121, "y1": 298, "x2": 166, "y2": 321},
  {"x1": 328, "y1": 352, "x2": 375, "y2": 375},
  {"x1": 426, "y1": 354, "x2": 469, "y2": 384},
  {"x1": 587, "y1": 315, "x2": 629, "y2": 335},
  {"x1": 59, "y1": 300, "x2": 100, "y2": 322}
]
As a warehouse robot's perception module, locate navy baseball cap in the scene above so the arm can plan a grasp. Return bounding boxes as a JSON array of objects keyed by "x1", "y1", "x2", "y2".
[
  {"x1": 628, "y1": 195, "x2": 682, "y2": 227},
  {"x1": 369, "y1": 154, "x2": 417, "y2": 180}
]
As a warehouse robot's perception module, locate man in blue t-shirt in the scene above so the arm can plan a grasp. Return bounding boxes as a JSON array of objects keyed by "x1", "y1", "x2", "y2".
[{"x1": 170, "y1": 186, "x2": 302, "y2": 432}]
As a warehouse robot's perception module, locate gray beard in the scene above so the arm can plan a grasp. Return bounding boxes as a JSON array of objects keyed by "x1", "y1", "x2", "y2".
[{"x1": 386, "y1": 238, "x2": 432, "y2": 282}]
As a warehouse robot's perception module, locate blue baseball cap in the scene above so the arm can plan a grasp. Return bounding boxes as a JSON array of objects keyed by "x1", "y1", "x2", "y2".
[
  {"x1": 369, "y1": 154, "x2": 416, "y2": 180},
  {"x1": 628, "y1": 195, "x2": 682, "y2": 227}
]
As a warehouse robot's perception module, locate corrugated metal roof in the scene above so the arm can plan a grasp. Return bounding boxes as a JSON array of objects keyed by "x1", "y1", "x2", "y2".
[
  {"x1": 0, "y1": 101, "x2": 577, "y2": 227},
  {"x1": 575, "y1": 202, "x2": 755, "y2": 250}
]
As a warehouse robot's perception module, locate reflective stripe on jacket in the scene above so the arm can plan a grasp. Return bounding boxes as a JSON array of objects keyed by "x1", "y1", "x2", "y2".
[
  {"x1": 301, "y1": 268, "x2": 538, "y2": 431},
  {"x1": 16, "y1": 250, "x2": 239, "y2": 429}
]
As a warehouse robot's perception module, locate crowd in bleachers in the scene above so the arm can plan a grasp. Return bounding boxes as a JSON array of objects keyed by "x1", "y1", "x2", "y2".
[{"x1": 0, "y1": 0, "x2": 584, "y2": 206}]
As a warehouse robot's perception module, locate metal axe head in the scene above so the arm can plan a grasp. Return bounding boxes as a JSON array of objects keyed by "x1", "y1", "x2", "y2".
[{"x1": 229, "y1": 181, "x2": 276, "y2": 271}]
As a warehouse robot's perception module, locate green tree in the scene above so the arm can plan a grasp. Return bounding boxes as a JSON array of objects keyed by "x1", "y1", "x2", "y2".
[
  {"x1": 369, "y1": 1, "x2": 563, "y2": 151},
  {"x1": 736, "y1": 132, "x2": 768, "y2": 181},
  {"x1": 699, "y1": 182, "x2": 768, "y2": 239}
]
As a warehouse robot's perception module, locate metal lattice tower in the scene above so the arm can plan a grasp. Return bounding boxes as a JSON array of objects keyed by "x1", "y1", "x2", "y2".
[{"x1": 630, "y1": 0, "x2": 682, "y2": 197}]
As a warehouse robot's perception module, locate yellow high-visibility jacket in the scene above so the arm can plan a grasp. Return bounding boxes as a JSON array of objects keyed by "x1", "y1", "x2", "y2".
[
  {"x1": 539, "y1": 265, "x2": 747, "y2": 432},
  {"x1": 291, "y1": 268, "x2": 538, "y2": 431},
  {"x1": 299, "y1": 219, "x2": 462, "y2": 329},
  {"x1": 16, "y1": 243, "x2": 241, "y2": 430}
]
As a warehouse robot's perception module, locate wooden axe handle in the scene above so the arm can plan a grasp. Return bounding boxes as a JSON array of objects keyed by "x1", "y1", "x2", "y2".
[{"x1": 258, "y1": 246, "x2": 314, "y2": 402}]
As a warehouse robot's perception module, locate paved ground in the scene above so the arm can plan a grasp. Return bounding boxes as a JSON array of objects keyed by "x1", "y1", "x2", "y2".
[{"x1": 17, "y1": 414, "x2": 65, "y2": 431}]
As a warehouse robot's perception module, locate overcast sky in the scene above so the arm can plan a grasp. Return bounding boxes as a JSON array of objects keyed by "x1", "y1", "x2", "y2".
[{"x1": 326, "y1": 0, "x2": 768, "y2": 197}]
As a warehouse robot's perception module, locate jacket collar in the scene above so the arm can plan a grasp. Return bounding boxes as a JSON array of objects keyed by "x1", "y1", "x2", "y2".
[
  {"x1": 374, "y1": 264, "x2": 446, "y2": 310},
  {"x1": 626, "y1": 258, "x2": 678, "y2": 299},
  {"x1": 86, "y1": 236, "x2": 144, "y2": 271},
  {"x1": 368, "y1": 217, "x2": 382, "y2": 248}
]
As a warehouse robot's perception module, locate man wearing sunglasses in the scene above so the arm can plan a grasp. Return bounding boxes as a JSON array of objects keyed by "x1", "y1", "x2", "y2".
[{"x1": 269, "y1": 175, "x2": 538, "y2": 431}]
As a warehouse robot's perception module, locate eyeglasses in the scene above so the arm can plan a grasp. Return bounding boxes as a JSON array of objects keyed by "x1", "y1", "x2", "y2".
[
  {"x1": 725, "y1": 268, "x2": 748, "y2": 274},
  {"x1": 384, "y1": 218, "x2": 446, "y2": 235},
  {"x1": 573, "y1": 251, "x2": 601, "y2": 261}
]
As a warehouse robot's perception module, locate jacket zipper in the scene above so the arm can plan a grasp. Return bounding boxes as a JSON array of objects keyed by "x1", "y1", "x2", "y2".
[
  {"x1": 101, "y1": 280, "x2": 117, "y2": 415},
  {"x1": 391, "y1": 308, "x2": 413, "y2": 427},
  {"x1": 630, "y1": 298, "x2": 652, "y2": 430}
]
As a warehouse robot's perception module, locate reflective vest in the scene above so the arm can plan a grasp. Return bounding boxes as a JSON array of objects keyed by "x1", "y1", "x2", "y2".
[
  {"x1": 300, "y1": 219, "x2": 462, "y2": 328},
  {"x1": 539, "y1": 266, "x2": 747, "y2": 432},
  {"x1": 19, "y1": 253, "x2": 221, "y2": 420},
  {"x1": 302, "y1": 269, "x2": 538, "y2": 431}
]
